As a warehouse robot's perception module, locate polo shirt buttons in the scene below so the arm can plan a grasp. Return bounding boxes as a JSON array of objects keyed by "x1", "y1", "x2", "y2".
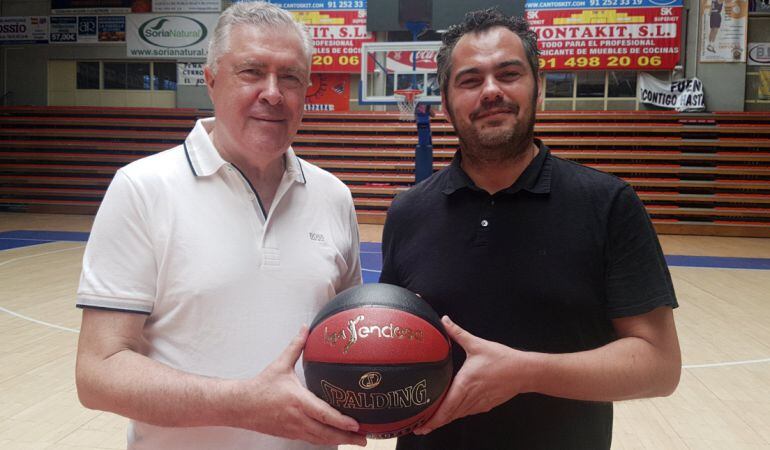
[{"x1": 481, "y1": 219, "x2": 489, "y2": 227}]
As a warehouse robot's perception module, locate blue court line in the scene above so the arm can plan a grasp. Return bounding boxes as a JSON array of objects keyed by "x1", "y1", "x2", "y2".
[
  {"x1": 665, "y1": 255, "x2": 770, "y2": 270},
  {"x1": 2, "y1": 231, "x2": 769, "y2": 271},
  {"x1": 0, "y1": 230, "x2": 89, "y2": 251}
]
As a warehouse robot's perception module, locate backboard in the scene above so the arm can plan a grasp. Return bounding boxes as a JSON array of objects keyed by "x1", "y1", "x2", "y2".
[{"x1": 359, "y1": 41, "x2": 442, "y2": 105}]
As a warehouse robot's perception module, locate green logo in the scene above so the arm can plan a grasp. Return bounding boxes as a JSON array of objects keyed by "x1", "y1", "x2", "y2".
[{"x1": 139, "y1": 16, "x2": 207, "y2": 48}]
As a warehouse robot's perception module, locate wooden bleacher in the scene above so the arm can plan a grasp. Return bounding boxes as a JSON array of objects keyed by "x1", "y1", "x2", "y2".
[{"x1": 0, "y1": 106, "x2": 768, "y2": 237}]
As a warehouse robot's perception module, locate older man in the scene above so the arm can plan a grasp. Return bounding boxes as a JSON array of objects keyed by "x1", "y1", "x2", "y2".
[
  {"x1": 75, "y1": 3, "x2": 366, "y2": 449},
  {"x1": 380, "y1": 8, "x2": 681, "y2": 449}
]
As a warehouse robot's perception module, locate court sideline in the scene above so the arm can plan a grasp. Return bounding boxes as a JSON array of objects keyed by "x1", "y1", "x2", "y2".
[{"x1": 1, "y1": 212, "x2": 769, "y2": 449}]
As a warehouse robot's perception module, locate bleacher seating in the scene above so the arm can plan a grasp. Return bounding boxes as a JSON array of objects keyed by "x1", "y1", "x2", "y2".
[{"x1": 0, "y1": 106, "x2": 768, "y2": 237}]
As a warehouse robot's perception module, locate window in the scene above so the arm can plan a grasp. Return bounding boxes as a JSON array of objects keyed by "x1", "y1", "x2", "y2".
[
  {"x1": 576, "y1": 71, "x2": 605, "y2": 97},
  {"x1": 127, "y1": 63, "x2": 150, "y2": 90},
  {"x1": 76, "y1": 62, "x2": 100, "y2": 89},
  {"x1": 104, "y1": 62, "x2": 150, "y2": 90},
  {"x1": 103, "y1": 63, "x2": 126, "y2": 89},
  {"x1": 608, "y1": 71, "x2": 637, "y2": 97},
  {"x1": 545, "y1": 72, "x2": 574, "y2": 98},
  {"x1": 153, "y1": 62, "x2": 177, "y2": 91}
]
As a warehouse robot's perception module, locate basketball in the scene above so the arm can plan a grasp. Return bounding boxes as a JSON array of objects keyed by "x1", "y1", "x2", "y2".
[{"x1": 302, "y1": 283, "x2": 453, "y2": 439}]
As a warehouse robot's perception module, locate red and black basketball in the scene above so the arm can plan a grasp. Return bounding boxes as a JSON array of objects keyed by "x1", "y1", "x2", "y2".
[{"x1": 303, "y1": 283, "x2": 453, "y2": 439}]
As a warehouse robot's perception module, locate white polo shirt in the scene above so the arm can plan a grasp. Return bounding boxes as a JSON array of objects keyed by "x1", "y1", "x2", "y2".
[{"x1": 77, "y1": 118, "x2": 361, "y2": 450}]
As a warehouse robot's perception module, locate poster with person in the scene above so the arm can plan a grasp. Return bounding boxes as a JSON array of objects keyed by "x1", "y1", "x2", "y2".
[{"x1": 699, "y1": 0, "x2": 748, "y2": 62}]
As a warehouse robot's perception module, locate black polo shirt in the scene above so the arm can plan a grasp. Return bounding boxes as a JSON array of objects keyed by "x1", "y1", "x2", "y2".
[{"x1": 380, "y1": 140, "x2": 677, "y2": 450}]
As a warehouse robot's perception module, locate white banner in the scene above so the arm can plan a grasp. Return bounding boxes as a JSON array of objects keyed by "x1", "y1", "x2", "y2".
[
  {"x1": 638, "y1": 73, "x2": 705, "y2": 112},
  {"x1": 177, "y1": 62, "x2": 206, "y2": 86},
  {"x1": 0, "y1": 16, "x2": 49, "y2": 44},
  {"x1": 153, "y1": 0, "x2": 221, "y2": 12},
  {"x1": 699, "y1": 0, "x2": 748, "y2": 63},
  {"x1": 127, "y1": 13, "x2": 217, "y2": 58},
  {"x1": 748, "y1": 43, "x2": 770, "y2": 66}
]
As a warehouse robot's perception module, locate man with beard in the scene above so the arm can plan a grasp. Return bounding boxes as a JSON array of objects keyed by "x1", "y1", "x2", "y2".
[{"x1": 379, "y1": 8, "x2": 681, "y2": 449}]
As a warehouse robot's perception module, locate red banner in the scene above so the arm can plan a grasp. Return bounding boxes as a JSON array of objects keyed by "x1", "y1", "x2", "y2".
[
  {"x1": 385, "y1": 50, "x2": 438, "y2": 72},
  {"x1": 305, "y1": 73, "x2": 350, "y2": 112},
  {"x1": 527, "y1": 7, "x2": 682, "y2": 70},
  {"x1": 291, "y1": 10, "x2": 375, "y2": 73}
]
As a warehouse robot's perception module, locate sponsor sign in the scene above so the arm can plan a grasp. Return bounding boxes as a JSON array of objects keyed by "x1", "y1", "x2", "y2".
[
  {"x1": 0, "y1": 16, "x2": 49, "y2": 45},
  {"x1": 177, "y1": 62, "x2": 206, "y2": 86},
  {"x1": 699, "y1": 0, "x2": 748, "y2": 63},
  {"x1": 638, "y1": 73, "x2": 705, "y2": 111},
  {"x1": 305, "y1": 73, "x2": 350, "y2": 111},
  {"x1": 271, "y1": 1, "x2": 373, "y2": 73},
  {"x1": 748, "y1": 43, "x2": 770, "y2": 66},
  {"x1": 385, "y1": 50, "x2": 437, "y2": 73},
  {"x1": 79, "y1": 16, "x2": 98, "y2": 42},
  {"x1": 153, "y1": 0, "x2": 221, "y2": 12},
  {"x1": 51, "y1": 0, "x2": 150, "y2": 14},
  {"x1": 50, "y1": 16, "x2": 78, "y2": 43},
  {"x1": 98, "y1": 16, "x2": 125, "y2": 42},
  {"x1": 527, "y1": 7, "x2": 682, "y2": 70},
  {"x1": 270, "y1": 0, "x2": 366, "y2": 10},
  {"x1": 127, "y1": 14, "x2": 217, "y2": 58},
  {"x1": 525, "y1": 0, "x2": 683, "y2": 8},
  {"x1": 290, "y1": 9, "x2": 375, "y2": 72}
]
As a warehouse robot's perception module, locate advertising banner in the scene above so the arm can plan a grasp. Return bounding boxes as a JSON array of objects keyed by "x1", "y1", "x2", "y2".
[
  {"x1": 78, "y1": 16, "x2": 98, "y2": 42},
  {"x1": 290, "y1": 9, "x2": 375, "y2": 72},
  {"x1": 51, "y1": 0, "x2": 150, "y2": 14},
  {"x1": 127, "y1": 13, "x2": 217, "y2": 58},
  {"x1": 270, "y1": 1, "x2": 365, "y2": 10},
  {"x1": 269, "y1": 1, "x2": 373, "y2": 73},
  {"x1": 304, "y1": 73, "x2": 350, "y2": 111},
  {"x1": 177, "y1": 62, "x2": 206, "y2": 85},
  {"x1": 385, "y1": 50, "x2": 438, "y2": 73},
  {"x1": 0, "y1": 16, "x2": 49, "y2": 45},
  {"x1": 748, "y1": 42, "x2": 770, "y2": 66},
  {"x1": 638, "y1": 73, "x2": 705, "y2": 111},
  {"x1": 98, "y1": 16, "x2": 126, "y2": 42},
  {"x1": 50, "y1": 16, "x2": 78, "y2": 43},
  {"x1": 699, "y1": 0, "x2": 748, "y2": 62},
  {"x1": 526, "y1": 6, "x2": 683, "y2": 70},
  {"x1": 526, "y1": 0, "x2": 683, "y2": 9},
  {"x1": 50, "y1": 15, "x2": 125, "y2": 43},
  {"x1": 153, "y1": 0, "x2": 221, "y2": 12}
]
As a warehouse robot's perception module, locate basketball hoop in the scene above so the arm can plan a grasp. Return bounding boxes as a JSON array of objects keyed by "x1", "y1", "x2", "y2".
[{"x1": 394, "y1": 89, "x2": 423, "y2": 121}]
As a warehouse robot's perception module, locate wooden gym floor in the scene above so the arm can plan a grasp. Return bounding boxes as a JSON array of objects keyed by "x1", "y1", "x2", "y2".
[{"x1": 1, "y1": 211, "x2": 769, "y2": 450}]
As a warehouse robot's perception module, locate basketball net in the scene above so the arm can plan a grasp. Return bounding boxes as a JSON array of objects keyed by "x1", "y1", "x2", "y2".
[{"x1": 394, "y1": 89, "x2": 423, "y2": 121}]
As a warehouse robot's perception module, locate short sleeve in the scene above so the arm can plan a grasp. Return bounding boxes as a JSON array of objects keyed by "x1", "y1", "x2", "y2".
[
  {"x1": 604, "y1": 185, "x2": 678, "y2": 318},
  {"x1": 339, "y1": 197, "x2": 362, "y2": 291},
  {"x1": 77, "y1": 170, "x2": 157, "y2": 314}
]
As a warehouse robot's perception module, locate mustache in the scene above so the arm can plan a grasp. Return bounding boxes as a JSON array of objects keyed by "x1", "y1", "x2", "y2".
[{"x1": 470, "y1": 101, "x2": 519, "y2": 121}]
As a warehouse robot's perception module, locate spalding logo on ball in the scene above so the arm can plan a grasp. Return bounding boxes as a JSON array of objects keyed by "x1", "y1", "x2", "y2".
[{"x1": 303, "y1": 283, "x2": 453, "y2": 439}]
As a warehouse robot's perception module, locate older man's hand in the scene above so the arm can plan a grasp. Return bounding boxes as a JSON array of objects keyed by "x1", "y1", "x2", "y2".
[{"x1": 234, "y1": 326, "x2": 368, "y2": 447}]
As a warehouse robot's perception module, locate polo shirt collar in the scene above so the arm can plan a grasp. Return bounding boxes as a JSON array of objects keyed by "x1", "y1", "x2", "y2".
[
  {"x1": 183, "y1": 117, "x2": 306, "y2": 184},
  {"x1": 442, "y1": 138, "x2": 552, "y2": 195}
]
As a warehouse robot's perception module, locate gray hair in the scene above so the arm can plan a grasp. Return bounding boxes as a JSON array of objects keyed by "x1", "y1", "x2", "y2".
[
  {"x1": 206, "y1": 1, "x2": 314, "y2": 75},
  {"x1": 437, "y1": 8, "x2": 539, "y2": 98}
]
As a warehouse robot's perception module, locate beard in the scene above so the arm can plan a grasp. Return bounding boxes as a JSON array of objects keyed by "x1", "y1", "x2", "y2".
[{"x1": 447, "y1": 96, "x2": 536, "y2": 165}]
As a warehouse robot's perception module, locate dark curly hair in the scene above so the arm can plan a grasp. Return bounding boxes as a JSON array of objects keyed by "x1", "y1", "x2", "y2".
[{"x1": 436, "y1": 8, "x2": 539, "y2": 99}]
